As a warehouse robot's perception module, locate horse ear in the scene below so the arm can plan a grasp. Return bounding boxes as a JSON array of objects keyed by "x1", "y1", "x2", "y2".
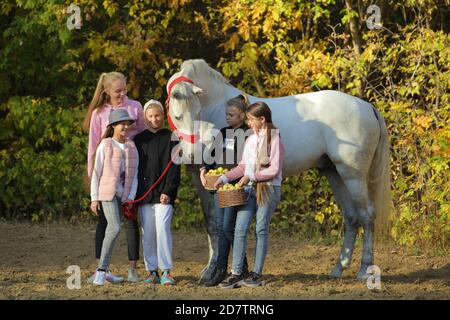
[{"x1": 192, "y1": 85, "x2": 203, "y2": 96}]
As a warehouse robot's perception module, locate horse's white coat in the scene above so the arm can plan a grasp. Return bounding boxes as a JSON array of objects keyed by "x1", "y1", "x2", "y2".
[{"x1": 167, "y1": 59, "x2": 391, "y2": 281}]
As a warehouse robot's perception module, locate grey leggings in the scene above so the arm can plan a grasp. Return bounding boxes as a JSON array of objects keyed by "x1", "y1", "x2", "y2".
[
  {"x1": 96, "y1": 205, "x2": 139, "y2": 261},
  {"x1": 98, "y1": 197, "x2": 123, "y2": 270}
]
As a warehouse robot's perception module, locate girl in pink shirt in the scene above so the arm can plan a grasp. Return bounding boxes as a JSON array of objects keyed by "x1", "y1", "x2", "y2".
[
  {"x1": 214, "y1": 101, "x2": 285, "y2": 289},
  {"x1": 83, "y1": 72, "x2": 145, "y2": 283}
]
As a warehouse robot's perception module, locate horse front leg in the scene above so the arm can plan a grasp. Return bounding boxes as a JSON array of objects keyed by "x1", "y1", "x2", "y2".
[
  {"x1": 198, "y1": 194, "x2": 220, "y2": 285},
  {"x1": 188, "y1": 166, "x2": 220, "y2": 285}
]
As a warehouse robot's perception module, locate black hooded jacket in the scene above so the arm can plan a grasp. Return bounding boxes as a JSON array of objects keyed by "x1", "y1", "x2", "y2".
[{"x1": 134, "y1": 128, "x2": 181, "y2": 206}]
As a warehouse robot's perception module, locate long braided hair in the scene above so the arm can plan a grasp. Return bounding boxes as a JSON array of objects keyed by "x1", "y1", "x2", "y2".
[{"x1": 246, "y1": 102, "x2": 278, "y2": 206}]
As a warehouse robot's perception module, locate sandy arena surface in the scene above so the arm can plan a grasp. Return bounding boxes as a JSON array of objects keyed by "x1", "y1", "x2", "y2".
[{"x1": 0, "y1": 222, "x2": 448, "y2": 300}]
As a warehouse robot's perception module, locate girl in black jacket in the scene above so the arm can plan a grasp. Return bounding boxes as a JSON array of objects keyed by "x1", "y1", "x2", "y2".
[
  {"x1": 199, "y1": 94, "x2": 251, "y2": 286},
  {"x1": 134, "y1": 99, "x2": 181, "y2": 285}
]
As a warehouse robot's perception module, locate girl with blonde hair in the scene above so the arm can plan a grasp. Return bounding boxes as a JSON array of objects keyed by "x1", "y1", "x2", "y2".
[{"x1": 84, "y1": 72, "x2": 146, "y2": 283}]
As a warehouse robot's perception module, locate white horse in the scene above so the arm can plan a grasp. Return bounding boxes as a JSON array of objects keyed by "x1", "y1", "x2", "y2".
[{"x1": 166, "y1": 59, "x2": 391, "y2": 283}]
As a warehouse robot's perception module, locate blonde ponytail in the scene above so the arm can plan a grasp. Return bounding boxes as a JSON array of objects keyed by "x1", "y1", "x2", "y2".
[
  {"x1": 83, "y1": 72, "x2": 127, "y2": 132},
  {"x1": 83, "y1": 73, "x2": 107, "y2": 132},
  {"x1": 226, "y1": 94, "x2": 249, "y2": 113},
  {"x1": 241, "y1": 94, "x2": 250, "y2": 108},
  {"x1": 248, "y1": 101, "x2": 278, "y2": 206},
  {"x1": 255, "y1": 130, "x2": 272, "y2": 206}
]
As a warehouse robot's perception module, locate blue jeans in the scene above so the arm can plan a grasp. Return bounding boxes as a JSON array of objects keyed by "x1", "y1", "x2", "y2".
[
  {"x1": 231, "y1": 185, "x2": 281, "y2": 275},
  {"x1": 214, "y1": 193, "x2": 248, "y2": 270}
]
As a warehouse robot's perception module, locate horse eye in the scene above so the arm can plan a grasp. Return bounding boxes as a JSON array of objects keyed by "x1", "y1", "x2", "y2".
[
  {"x1": 175, "y1": 115, "x2": 182, "y2": 121},
  {"x1": 172, "y1": 92, "x2": 182, "y2": 100}
]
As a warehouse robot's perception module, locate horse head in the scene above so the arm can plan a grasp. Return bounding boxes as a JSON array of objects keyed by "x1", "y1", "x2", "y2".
[
  {"x1": 167, "y1": 59, "x2": 230, "y2": 165},
  {"x1": 166, "y1": 74, "x2": 204, "y2": 164}
]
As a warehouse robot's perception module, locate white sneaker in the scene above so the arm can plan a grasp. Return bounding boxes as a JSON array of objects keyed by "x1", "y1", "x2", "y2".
[
  {"x1": 105, "y1": 271, "x2": 124, "y2": 284},
  {"x1": 86, "y1": 272, "x2": 96, "y2": 284},
  {"x1": 128, "y1": 268, "x2": 140, "y2": 283},
  {"x1": 93, "y1": 270, "x2": 106, "y2": 285}
]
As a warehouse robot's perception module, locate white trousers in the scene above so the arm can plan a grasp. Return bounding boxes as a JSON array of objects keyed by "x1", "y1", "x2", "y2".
[{"x1": 139, "y1": 203, "x2": 173, "y2": 272}]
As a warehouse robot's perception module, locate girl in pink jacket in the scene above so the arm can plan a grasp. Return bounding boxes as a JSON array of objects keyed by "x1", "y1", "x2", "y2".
[
  {"x1": 83, "y1": 72, "x2": 145, "y2": 284},
  {"x1": 90, "y1": 109, "x2": 139, "y2": 285},
  {"x1": 214, "y1": 101, "x2": 285, "y2": 289}
]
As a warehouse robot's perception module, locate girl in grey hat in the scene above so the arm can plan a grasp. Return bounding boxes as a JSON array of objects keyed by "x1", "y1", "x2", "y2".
[
  {"x1": 90, "y1": 109, "x2": 140, "y2": 285},
  {"x1": 84, "y1": 72, "x2": 144, "y2": 284}
]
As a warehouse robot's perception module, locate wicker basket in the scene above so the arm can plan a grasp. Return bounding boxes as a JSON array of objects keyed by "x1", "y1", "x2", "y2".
[
  {"x1": 204, "y1": 174, "x2": 221, "y2": 190},
  {"x1": 217, "y1": 188, "x2": 247, "y2": 208}
]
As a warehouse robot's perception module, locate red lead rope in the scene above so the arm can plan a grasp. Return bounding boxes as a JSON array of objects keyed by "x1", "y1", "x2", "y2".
[
  {"x1": 122, "y1": 76, "x2": 197, "y2": 219},
  {"x1": 125, "y1": 144, "x2": 182, "y2": 206},
  {"x1": 122, "y1": 144, "x2": 182, "y2": 220},
  {"x1": 131, "y1": 75, "x2": 195, "y2": 206}
]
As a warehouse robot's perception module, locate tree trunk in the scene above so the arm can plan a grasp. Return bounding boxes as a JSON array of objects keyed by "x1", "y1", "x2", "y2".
[
  {"x1": 345, "y1": 0, "x2": 363, "y2": 56},
  {"x1": 345, "y1": 0, "x2": 364, "y2": 97}
]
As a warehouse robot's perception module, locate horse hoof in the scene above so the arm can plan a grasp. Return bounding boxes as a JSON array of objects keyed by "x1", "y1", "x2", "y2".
[
  {"x1": 330, "y1": 264, "x2": 343, "y2": 279},
  {"x1": 357, "y1": 265, "x2": 370, "y2": 280},
  {"x1": 198, "y1": 276, "x2": 209, "y2": 285},
  {"x1": 203, "y1": 268, "x2": 227, "y2": 287},
  {"x1": 198, "y1": 273, "x2": 212, "y2": 285},
  {"x1": 357, "y1": 272, "x2": 370, "y2": 280},
  {"x1": 198, "y1": 265, "x2": 218, "y2": 285}
]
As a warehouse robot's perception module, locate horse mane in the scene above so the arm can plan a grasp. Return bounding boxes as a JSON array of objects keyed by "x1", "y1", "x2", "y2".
[
  {"x1": 178, "y1": 59, "x2": 235, "y2": 109},
  {"x1": 180, "y1": 59, "x2": 230, "y2": 86}
]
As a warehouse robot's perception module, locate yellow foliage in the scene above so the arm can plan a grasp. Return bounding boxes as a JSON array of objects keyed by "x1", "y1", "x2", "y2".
[
  {"x1": 414, "y1": 115, "x2": 433, "y2": 129},
  {"x1": 315, "y1": 212, "x2": 325, "y2": 225},
  {"x1": 3, "y1": 0, "x2": 449, "y2": 252}
]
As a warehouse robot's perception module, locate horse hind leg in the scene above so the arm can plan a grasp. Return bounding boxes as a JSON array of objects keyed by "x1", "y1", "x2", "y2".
[
  {"x1": 336, "y1": 164, "x2": 375, "y2": 280},
  {"x1": 320, "y1": 166, "x2": 358, "y2": 279}
]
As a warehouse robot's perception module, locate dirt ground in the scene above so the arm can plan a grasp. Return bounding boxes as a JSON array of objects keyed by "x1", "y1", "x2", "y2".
[{"x1": 0, "y1": 222, "x2": 448, "y2": 300}]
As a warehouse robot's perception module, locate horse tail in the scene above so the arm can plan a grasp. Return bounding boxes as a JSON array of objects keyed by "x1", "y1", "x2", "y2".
[{"x1": 368, "y1": 105, "x2": 392, "y2": 241}]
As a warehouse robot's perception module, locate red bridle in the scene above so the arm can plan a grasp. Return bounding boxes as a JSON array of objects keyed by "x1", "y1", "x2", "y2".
[{"x1": 165, "y1": 76, "x2": 200, "y2": 144}]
